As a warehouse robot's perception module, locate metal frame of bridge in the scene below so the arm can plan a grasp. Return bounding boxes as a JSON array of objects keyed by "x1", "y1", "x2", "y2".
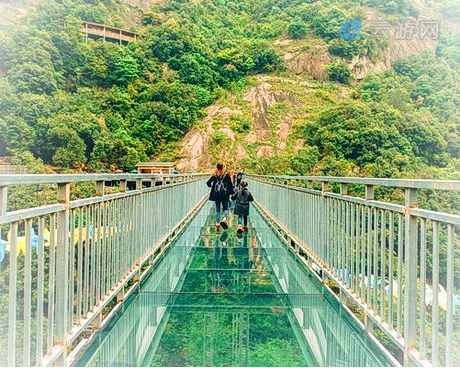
[
  {"x1": 0, "y1": 174, "x2": 208, "y2": 367},
  {"x1": 0, "y1": 174, "x2": 458, "y2": 367},
  {"x1": 247, "y1": 174, "x2": 460, "y2": 367}
]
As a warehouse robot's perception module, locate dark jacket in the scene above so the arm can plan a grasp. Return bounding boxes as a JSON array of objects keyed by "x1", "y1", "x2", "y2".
[
  {"x1": 231, "y1": 188, "x2": 254, "y2": 216},
  {"x1": 206, "y1": 173, "x2": 233, "y2": 201}
]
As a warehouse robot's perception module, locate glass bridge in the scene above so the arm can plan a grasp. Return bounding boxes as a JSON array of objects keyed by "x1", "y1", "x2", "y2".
[
  {"x1": 0, "y1": 173, "x2": 458, "y2": 367},
  {"x1": 77, "y1": 204, "x2": 392, "y2": 367}
]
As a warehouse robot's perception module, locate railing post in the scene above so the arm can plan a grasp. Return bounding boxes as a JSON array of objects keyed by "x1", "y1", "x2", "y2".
[
  {"x1": 307, "y1": 180, "x2": 313, "y2": 189},
  {"x1": 321, "y1": 181, "x2": 329, "y2": 194},
  {"x1": 96, "y1": 181, "x2": 105, "y2": 196},
  {"x1": 365, "y1": 185, "x2": 374, "y2": 200},
  {"x1": 55, "y1": 182, "x2": 70, "y2": 364},
  {"x1": 0, "y1": 185, "x2": 7, "y2": 215},
  {"x1": 135, "y1": 178, "x2": 142, "y2": 264},
  {"x1": 340, "y1": 183, "x2": 348, "y2": 195},
  {"x1": 120, "y1": 180, "x2": 127, "y2": 192},
  {"x1": 404, "y1": 188, "x2": 418, "y2": 365}
]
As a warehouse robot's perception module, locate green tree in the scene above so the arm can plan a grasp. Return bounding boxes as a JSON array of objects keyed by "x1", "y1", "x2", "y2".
[
  {"x1": 48, "y1": 126, "x2": 87, "y2": 167},
  {"x1": 109, "y1": 51, "x2": 140, "y2": 85},
  {"x1": 8, "y1": 62, "x2": 58, "y2": 94},
  {"x1": 290, "y1": 146, "x2": 320, "y2": 174},
  {"x1": 287, "y1": 22, "x2": 307, "y2": 39},
  {"x1": 325, "y1": 62, "x2": 353, "y2": 84}
]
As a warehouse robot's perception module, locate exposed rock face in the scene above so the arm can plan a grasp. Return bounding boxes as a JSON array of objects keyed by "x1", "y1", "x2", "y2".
[
  {"x1": 284, "y1": 46, "x2": 331, "y2": 80},
  {"x1": 245, "y1": 133, "x2": 258, "y2": 144},
  {"x1": 350, "y1": 10, "x2": 438, "y2": 79},
  {"x1": 283, "y1": 12, "x2": 438, "y2": 81},
  {"x1": 276, "y1": 120, "x2": 291, "y2": 152},
  {"x1": 177, "y1": 104, "x2": 241, "y2": 171},
  {"x1": 243, "y1": 82, "x2": 292, "y2": 140},
  {"x1": 351, "y1": 15, "x2": 437, "y2": 79},
  {"x1": 235, "y1": 144, "x2": 248, "y2": 160},
  {"x1": 177, "y1": 77, "x2": 301, "y2": 170},
  {"x1": 177, "y1": 129, "x2": 210, "y2": 171},
  {"x1": 256, "y1": 146, "x2": 275, "y2": 158},
  {"x1": 220, "y1": 127, "x2": 236, "y2": 141}
]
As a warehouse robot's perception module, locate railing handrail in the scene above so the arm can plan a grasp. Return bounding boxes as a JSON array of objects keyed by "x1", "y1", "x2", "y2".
[
  {"x1": 0, "y1": 173, "x2": 207, "y2": 186},
  {"x1": 248, "y1": 174, "x2": 460, "y2": 191}
]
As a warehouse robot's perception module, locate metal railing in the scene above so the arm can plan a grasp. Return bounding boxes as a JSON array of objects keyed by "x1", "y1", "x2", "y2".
[
  {"x1": 247, "y1": 174, "x2": 460, "y2": 367},
  {"x1": 0, "y1": 174, "x2": 208, "y2": 367}
]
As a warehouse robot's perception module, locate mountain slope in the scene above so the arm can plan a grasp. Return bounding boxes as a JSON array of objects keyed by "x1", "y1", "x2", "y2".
[{"x1": 0, "y1": 0, "x2": 458, "y2": 180}]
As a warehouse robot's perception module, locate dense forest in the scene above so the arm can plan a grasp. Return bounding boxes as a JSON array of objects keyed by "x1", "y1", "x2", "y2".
[{"x1": 0, "y1": 0, "x2": 459, "y2": 180}]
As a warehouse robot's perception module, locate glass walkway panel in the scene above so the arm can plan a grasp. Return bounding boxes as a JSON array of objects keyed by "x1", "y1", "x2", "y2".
[{"x1": 77, "y1": 204, "x2": 392, "y2": 367}]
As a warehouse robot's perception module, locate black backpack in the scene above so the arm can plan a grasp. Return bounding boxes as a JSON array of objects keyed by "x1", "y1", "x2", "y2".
[
  {"x1": 215, "y1": 176, "x2": 227, "y2": 196},
  {"x1": 238, "y1": 190, "x2": 250, "y2": 206}
]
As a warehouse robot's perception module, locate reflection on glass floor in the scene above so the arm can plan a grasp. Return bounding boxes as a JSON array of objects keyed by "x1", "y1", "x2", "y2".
[{"x1": 77, "y1": 204, "x2": 393, "y2": 367}]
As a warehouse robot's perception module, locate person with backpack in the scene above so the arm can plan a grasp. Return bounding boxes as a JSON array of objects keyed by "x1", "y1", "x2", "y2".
[
  {"x1": 206, "y1": 163, "x2": 234, "y2": 231},
  {"x1": 236, "y1": 170, "x2": 244, "y2": 189},
  {"x1": 231, "y1": 181, "x2": 254, "y2": 235}
]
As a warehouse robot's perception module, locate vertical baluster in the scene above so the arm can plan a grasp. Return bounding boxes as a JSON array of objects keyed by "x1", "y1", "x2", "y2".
[
  {"x1": 445, "y1": 223, "x2": 454, "y2": 366},
  {"x1": 380, "y1": 210, "x2": 386, "y2": 318},
  {"x1": 354, "y1": 205, "x2": 360, "y2": 294},
  {"x1": 419, "y1": 218, "x2": 426, "y2": 359},
  {"x1": 360, "y1": 206, "x2": 365, "y2": 300},
  {"x1": 96, "y1": 203, "x2": 101, "y2": 303},
  {"x1": 432, "y1": 221, "x2": 440, "y2": 366},
  {"x1": 47, "y1": 214, "x2": 56, "y2": 354},
  {"x1": 101, "y1": 202, "x2": 107, "y2": 296},
  {"x1": 90, "y1": 205, "x2": 96, "y2": 310},
  {"x1": 106, "y1": 200, "x2": 112, "y2": 293},
  {"x1": 8, "y1": 222, "x2": 18, "y2": 366},
  {"x1": 350, "y1": 203, "x2": 355, "y2": 291},
  {"x1": 77, "y1": 208, "x2": 83, "y2": 324},
  {"x1": 23, "y1": 219, "x2": 32, "y2": 367},
  {"x1": 55, "y1": 182, "x2": 70, "y2": 363},
  {"x1": 36, "y1": 216, "x2": 45, "y2": 364},
  {"x1": 84, "y1": 206, "x2": 90, "y2": 316},
  {"x1": 367, "y1": 207, "x2": 372, "y2": 306},
  {"x1": 388, "y1": 212, "x2": 394, "y2": 327},
  {"x1": 404, "y1": 188, "x2": 418, "y2": 364},
  {"x1": 69, "y1": 210, "x2": 75, "y2": 330},
  {"x1": 373, "y1": 208, "x2": 378, "y2": 312},
  {"x1": 397, "y1": 215, "x2": 403, "y2": 337}
]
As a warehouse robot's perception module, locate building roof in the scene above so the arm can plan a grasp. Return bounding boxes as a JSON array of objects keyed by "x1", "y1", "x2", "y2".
[{"x1": 136, "y1": 162, "x2": 176, "y2": 168}]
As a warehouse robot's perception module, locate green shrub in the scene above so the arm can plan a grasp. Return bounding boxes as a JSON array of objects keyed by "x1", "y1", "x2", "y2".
[
  {"x1": 230, "y1": 115, "x2": 251, "y2": 133},
  {"x1": 287, "y1": 22, "x2": 307, "y2": 39},
  {"x1": 328, "y1": 38, "x2": 361, "y2": 60},
  {"x1": 325, "y1": 62, "x2": 353, "y2": 84},
  {"x1": 211, "y1": 131, "x2": 226, "y2": 145}
]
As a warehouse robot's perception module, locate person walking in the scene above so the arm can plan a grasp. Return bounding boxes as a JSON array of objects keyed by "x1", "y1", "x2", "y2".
[
  {"x1": 228, "y1": 170, "x2": 237, "y2": 213},
  {"x1": 236, "y1": 170, "x2": 244, "y2": 189},
  {"x1": 207, "y1": 163, "x2": 234, "y2": 231},
  {"x1": 231, "y1": 181, "x2": 254, "y2": 235}
]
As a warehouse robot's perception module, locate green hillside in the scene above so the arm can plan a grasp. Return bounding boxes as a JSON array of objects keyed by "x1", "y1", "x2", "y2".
[{"x1": 0, "y1": 0, "x2": 459, "y2": 180}]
